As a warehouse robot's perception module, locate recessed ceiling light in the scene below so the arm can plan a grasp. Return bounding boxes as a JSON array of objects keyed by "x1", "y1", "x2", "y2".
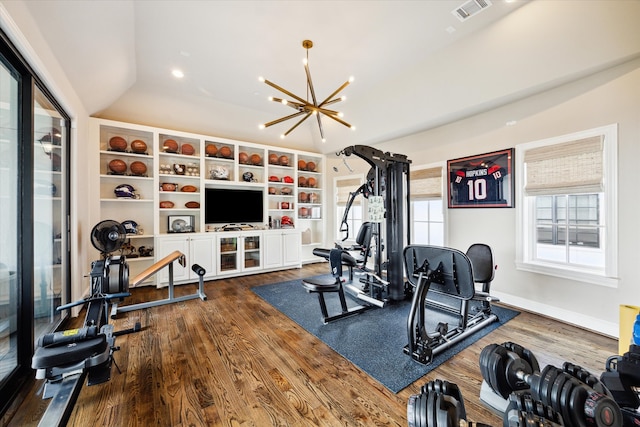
[
  {"x1": 172, "y1": 69, "x2": 184, "y2": 79},
  {"x1": 506, "y1": 120, "x2": 517, "y2": 126}
]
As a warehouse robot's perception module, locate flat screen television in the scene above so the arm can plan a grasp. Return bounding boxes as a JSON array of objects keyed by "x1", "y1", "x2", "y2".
[{"x1": 205, "y1": 188, "x2": 264, "y2": 225}]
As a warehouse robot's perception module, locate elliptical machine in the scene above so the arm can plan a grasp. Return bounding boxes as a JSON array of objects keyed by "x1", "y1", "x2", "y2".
[{"x1": 31, "y1": 220, "x2": 140, "y2": 426}]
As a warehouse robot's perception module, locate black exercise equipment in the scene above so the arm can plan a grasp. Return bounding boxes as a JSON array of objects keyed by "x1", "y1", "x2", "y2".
[
  {"x1": 407, "y1": 379, "x2": 563, "y2": 427},
  {"x1": 313, "y1": 221, "x2": 373, "y2": 282},
  {"x1": 479, "y1": 342, "x2": 623, "y2": 427},
  {"x1": 599, "y1": 344, "x2": 640, "y2": 427},
  {"x1": 403, "y1": 245, "x2": 500, "y2": 364},
  {"x1": 302, "y1": 248, "x2": 368, "y2": 323}
]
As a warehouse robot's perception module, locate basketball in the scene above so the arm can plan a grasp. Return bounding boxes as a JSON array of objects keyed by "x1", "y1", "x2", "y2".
[
  {"x1": 268, "y1": 187, "x2": 276, "y2": 195},
  {"x1": 250, "y1": 154, "x2": 262, "y2": 165},
  {"x1": 129, "y1": 161, "x2": 147, "y2": 176},
  {"x1": 108, "y1": 159, "x2": 127, "y2": 174},
  {"x1": 299, "y1": 192, "x2": 308, "y2": 203},
  {"x1": 205, "y1": 144, "x2": 218, "y2": 157},
  {"x1": 269, "y1": 153, "x2": 279, "y2": 164},
  {"x1": 219, "y1": 146, "x2": 232, "y2": 158},
  {"x1": 298, "y1": 159, "x2": 307, "y2": 170},
  {"x1": 298, "y1": 176, "x2": 307, "y2": 187},
  {"x1": 163, "y1": 139, "x2": 179, "y2": 153},
  {"x1": 307, "y1": 177, "x2": 317, "y2": 187},
  {"x1": 109, "y1": 136, "x2": 127, "y2": 152},
  {"x1": 238, "y1": 152, "x2": 249, "y2": 164},
  {"x1": 130, "y1": 139, "x2": 147, "y2": 154},
  {"x1": 279, "y1": 155, "x2": 289, "y2": 166},
  {"x1": 181, "y1": 143, "x2": 195, "y2": 155},
  {"x1": 306, "y1": 161, "x2": 316, "y2": 172}
]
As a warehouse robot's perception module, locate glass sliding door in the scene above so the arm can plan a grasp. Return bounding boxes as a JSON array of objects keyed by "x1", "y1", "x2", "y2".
[{"x1": 0, "y1": 50, "x2": 20, "y2": 386}]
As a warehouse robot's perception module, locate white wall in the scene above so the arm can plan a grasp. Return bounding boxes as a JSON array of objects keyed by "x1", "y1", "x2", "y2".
[{"x1": 356, "y1": 58, "x2": 639, "y2": 337}]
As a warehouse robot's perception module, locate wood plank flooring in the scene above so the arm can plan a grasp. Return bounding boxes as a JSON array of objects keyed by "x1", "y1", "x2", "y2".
[{"x1": 5, "y1": 264, "x2": 618, "y2": 426}]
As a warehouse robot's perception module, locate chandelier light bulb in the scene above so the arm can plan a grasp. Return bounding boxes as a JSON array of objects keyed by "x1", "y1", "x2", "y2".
[
  {"x1": 337, "y1": 112, "x2": 344, "y2": 118},
  {"x1": 349, "y1": 76, "x2": 355, "y2": 83},
  {"x1": 351, "y1": 126, "x2": 356, "y2": 131},
  {"x1": 280, "y1": 134, "x2": 285, "y2": 139},
  {"x1": 281, "y1": 99, "x2": 287, "y2": 105},
  {"x1": 171, "y1": 69, "x2": 184, "y2": 79},
  {"x1": 268, "y1": 96, "x2": 273, "y2": 101},
  {"x1": 259, "y1": 124, "x2": 265, "y2": 130},
  {"x1": 303, "y1": 58, "x2": 308, "y2": 65},
  {"x1": 321, "y1": 138, "x2": 326, "y2": 143},
  {"x1": 258, "y1": 76, "x2": 265, "y2": 82},
  {"x1": 341, "y1": 96, "x2": 347, "y2": 101}
]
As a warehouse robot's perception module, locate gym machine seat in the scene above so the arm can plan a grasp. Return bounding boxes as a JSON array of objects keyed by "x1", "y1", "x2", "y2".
[
  {"x1": 312, "y1": 222, "x2": 373, "y2": 281},
  {"x1": 466, "y1": 243, "x2": 499, "y2": 312},
  {"x1": 302, "y1": 248, "x2": 369, "y2": 323}
]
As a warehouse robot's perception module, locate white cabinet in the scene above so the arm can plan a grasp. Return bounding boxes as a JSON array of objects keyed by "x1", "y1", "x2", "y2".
[
  {"x1": 216, "y1": 232, "x2": 262, "y2": 275},
  {"x1": 264, "y1": 230, "x2": 302, "y2": 269},
  {"x1": 156, "y1": 234, "x2": 216, "y2": 285}
]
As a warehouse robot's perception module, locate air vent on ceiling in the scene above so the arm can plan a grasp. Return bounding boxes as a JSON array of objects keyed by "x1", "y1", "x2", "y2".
[{"x1": 452, "y1": 0, "x2": 493, "y2": 22}]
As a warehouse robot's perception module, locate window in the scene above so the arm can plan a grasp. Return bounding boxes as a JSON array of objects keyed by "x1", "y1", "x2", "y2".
[
  {"x1": 516, "y1": 125, "x2": 617, "y2": 285},
  {"x1": 410, "y1": 166, "x2": 445, "y2": 246},
  {"x1": 335, "y1": 176, "x2": 364, "y2": 242}
]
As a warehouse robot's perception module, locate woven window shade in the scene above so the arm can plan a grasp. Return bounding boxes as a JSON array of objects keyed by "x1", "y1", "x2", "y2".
[
  {"x1": 524, "y1": 136, "x2": 603, "y2": 196},
  {"x1": 410, "y1": 167, "x2": 442, "y2": 199},
  {"x1": 336, "y1": 178, "x2": 362, "y2": 205}
]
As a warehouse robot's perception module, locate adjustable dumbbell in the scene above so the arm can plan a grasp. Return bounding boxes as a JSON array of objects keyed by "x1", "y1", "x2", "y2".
[
  {"x1": 504, "y1": 393, "x2": 564, "y2": 427},
  {"x1": 480, "y1": 342, "x2": 623, "y2": 427}
]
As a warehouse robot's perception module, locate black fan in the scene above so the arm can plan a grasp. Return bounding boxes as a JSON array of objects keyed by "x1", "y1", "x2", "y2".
[{"x1": 91, "y1": 220, "x2": 127, "y2": 256}]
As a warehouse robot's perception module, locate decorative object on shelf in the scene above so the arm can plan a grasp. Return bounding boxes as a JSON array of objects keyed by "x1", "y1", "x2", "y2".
[
  {"x1": 160, "y1": 200, "x2": 175, "y2": 208},
  {"x1": 280, "y1": 201, "x2": 290, "y2": 209},
  {"x1": 210, "y1": 165, "x2": 230, "y2": 180},
  {"x1": 268, "y1": 153, "x2": 279, "y2": 164},
  {"x1": 283, "y1": 176, "x2": 294, "y2": 184},
  {"x1": 306, "y1": 161, "x2": 316, "y2": 172},
  {"x1": 298, "y1": 176, "x2": 307, "y2": 187},
  {"x1": 280, "y1": 215, "x2": 294, "y2": 227},
  {"x1": 163, "y1": 139, "x2": 179, "y2": 153},
  {"x1": 298, "y1": 159, "x2": 307, "y2": 170},
  {"x1": 258, "y1": 39, "x2": 354, "y2": 142},
  {"x1": 181, "y1": 143, "x2": 195, "y2": 155},
  {"x1": 121, "y1": 219, "x2": 142, "y2": 234},
  {"x1": 268, "y1": 186, "x2": 277, "y2": 195},
  {"x1": 109, "y1": 136, "x2": 127, "y2": 152},
  {"x1": 180, "y1": 185, "x2": 197, "y2": 192},
  {"x1": 129, "y1": 160, "x2": 147, "y2": 176},
  {"x1": 242, "y1": 171, "x2": 256, "y2": 182},
  {"x1": 239, "y1": 152, "x2": 249, "y2": 164},
  {"x1": 114, "y1": 184, "x2": 140, "y2": 199},
  {"x1": 219, "y1": 145, "x2": 233, "y2": 159},
  {"x1": 281, "y1": 187, "x2": 292, "y2": 195},
  {"x1": 130, "y1": 139, "x2": 148, "y2": 154},
  {"x1": 159, "y1": 164, "x2": 173, "y2": 174},
  {"x1": 185, "y1": 162, "x2": 200, "y2": 176},
  {"x1": 250, "y1": 153, "x2": 262, "y2": 165},
  {"x1": 299, "y1": 207, "x2": 309, "y2": 218},
  {"x1": 268, "y1": 175, "x2": 280, "y2": 182},
  {"x1": 120, "y1": 240, "x2": 137, "y2": 257},
  {"x1": 278, "y1": 155, "x2": 289, "y2": 166},
  {"x1": 299, "y1": 191, "x2": 308, "y2": 202},
  {"x1": 168, "y1": 215, "x2": 194, "y2": 233},
  {"x1": 160, "y1": 182, "x2": 177, "y2": 192},
  {"x1": 307, "y1": 176, "x2": 317, "y2": 187},
  {"x1": 185, "y1": 201, "x2": 200, "y2": 209},
  {"x1": 108, "y1": 159, "x2": 127, "y2": 175},
  {"x1": 173, "y1": 164, "x2": 185, "y2": 175},
  {"x1": 308, "y1": 192, "x2": 319, "y2": 203},
  {"x1": 138, "y1": 246, "x2": 153, "y2": 257},
  {"x1": 205, "y1": 143, "x2": 218, "y2": 157}
]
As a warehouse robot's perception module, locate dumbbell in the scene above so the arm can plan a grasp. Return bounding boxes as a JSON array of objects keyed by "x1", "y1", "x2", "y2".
[
  {"x1": 504, "y1": 393, "x2": 564, "y2": 427},
  {"x1": 480, "y1": 342, "x2": 622, "y2": 427}
]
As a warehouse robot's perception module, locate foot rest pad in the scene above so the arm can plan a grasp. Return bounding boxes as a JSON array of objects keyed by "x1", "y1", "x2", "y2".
[
  {"x1": 32, "y1": 335, "x2": 108, "y2": 370},
  {"x1": 302, "y1": 277, "x2": 342, "y2": 292}
]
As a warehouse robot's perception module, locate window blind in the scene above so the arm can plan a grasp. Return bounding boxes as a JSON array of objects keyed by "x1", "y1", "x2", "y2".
[
  {"x1": 524, "y1": 135, "x2": 603, "y2": 196},
  {"x1": 336, "y1": 177, "x2": 362, "y2": 205},
  {"x1": 410, "y1": 167, "x2": 442, "y2": 199}
]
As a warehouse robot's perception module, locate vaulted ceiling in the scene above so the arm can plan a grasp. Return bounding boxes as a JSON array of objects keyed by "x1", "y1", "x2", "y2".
[{"x1": 21, "y1": 0, "x2": 640, "y2": 154}]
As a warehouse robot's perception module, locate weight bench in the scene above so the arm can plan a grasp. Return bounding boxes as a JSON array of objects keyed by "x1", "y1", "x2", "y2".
[
  {"x1": 404, "y1": 245, "x2": 500, "y2": 364},
  {"x1": 312, "y1": 222, "x2": 373, "y2": 282},
  {"x1": 302, "y1": 248, "x2": 369, "y2": 323}
]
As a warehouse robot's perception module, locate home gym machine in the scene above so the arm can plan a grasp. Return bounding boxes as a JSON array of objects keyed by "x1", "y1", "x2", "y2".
[
  {"x1": 403, "y1": 245, "x2": 500, "y2": 364},
  {"x1": 31, "y1": 220, "x2": 207, "y2": 427},
  {"x1": 312, "y1": 145, "x2": 411, "y2": 309}
]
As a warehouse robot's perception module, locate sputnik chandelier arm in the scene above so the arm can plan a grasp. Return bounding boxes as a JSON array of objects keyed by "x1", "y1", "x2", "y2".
[{"x1": 259, "y1": 40, "x2": 355, "y2": 142}]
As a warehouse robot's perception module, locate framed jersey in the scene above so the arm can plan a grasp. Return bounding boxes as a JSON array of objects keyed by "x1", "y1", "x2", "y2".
[{"x1": 447, "y1": 148, "x2": 514, "y2": 208}]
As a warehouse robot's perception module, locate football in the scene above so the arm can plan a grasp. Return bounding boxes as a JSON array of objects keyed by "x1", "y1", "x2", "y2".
[
  {"x1": 109, "y1": 136, "x2": 127, "y2": 152},
  {"x1": 159, "y1": 201, "x2": 175, "y2": 208},
  {"x1": 185, "y1": 201, "x2": 200, "y2": 209},
  {"x1": 130, "y1": 139, "x2": 147, "y2": 154},
  {"x1": 205, "y1": 144, "x2": 218, "y2": 157},
  {"x1": 180, "y1": 185, "x2": 197, "y2": 192},
  {"x1": 129, "y1": 161, "x2": 147, "y2": 176},
  {"x1": 163, "y1": 139, "x2": 179, "y2": 153},
  {"x1": 108, "y1": 159, "x2": 127, "y2": 174},
  {"x1": 181, "y1": 143, "x2": 195, "y2": 155}
]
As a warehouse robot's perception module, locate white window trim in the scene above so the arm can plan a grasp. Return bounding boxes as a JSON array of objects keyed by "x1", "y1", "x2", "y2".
[
  {"x1": 515, "y1": 124, "x2": 619, "y2": 287},
  {"x1": 410, "y1": 161, "x2": 448, "y2": 246}
]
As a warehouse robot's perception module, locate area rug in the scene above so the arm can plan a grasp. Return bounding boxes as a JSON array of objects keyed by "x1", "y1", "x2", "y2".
[{"x1": 252, "y1": 278, "x2": 519, "y2": 393}]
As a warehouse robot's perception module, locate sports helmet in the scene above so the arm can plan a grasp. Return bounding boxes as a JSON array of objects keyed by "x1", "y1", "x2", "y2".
[
  {"x1": 114, "y1": 184, "x2": 139, "y2": 199},
  {"x1": 242, "y1": 171, "x2": 255, "y2": 182},
  {"x1": 121, "y1": 220, "x2": 140, "y2": 235},
  {"x1": 210, "y1": 165, "x2": 229, "y2": 180}
]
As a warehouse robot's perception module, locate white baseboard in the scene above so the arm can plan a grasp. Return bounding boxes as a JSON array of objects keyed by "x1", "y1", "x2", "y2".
[{"x1": 493, "y1": 290, "x2": 619, "y2": 338}]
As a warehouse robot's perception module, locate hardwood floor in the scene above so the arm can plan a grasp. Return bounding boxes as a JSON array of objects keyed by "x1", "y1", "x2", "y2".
[{"x1": 5, "y1": 263, "x2": 618, "y2": 426}]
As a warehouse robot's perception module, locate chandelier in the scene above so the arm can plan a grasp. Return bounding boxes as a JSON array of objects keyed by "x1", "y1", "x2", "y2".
[{"x1": 259, "y1": 40, "x2": 354, "y2": 142}]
